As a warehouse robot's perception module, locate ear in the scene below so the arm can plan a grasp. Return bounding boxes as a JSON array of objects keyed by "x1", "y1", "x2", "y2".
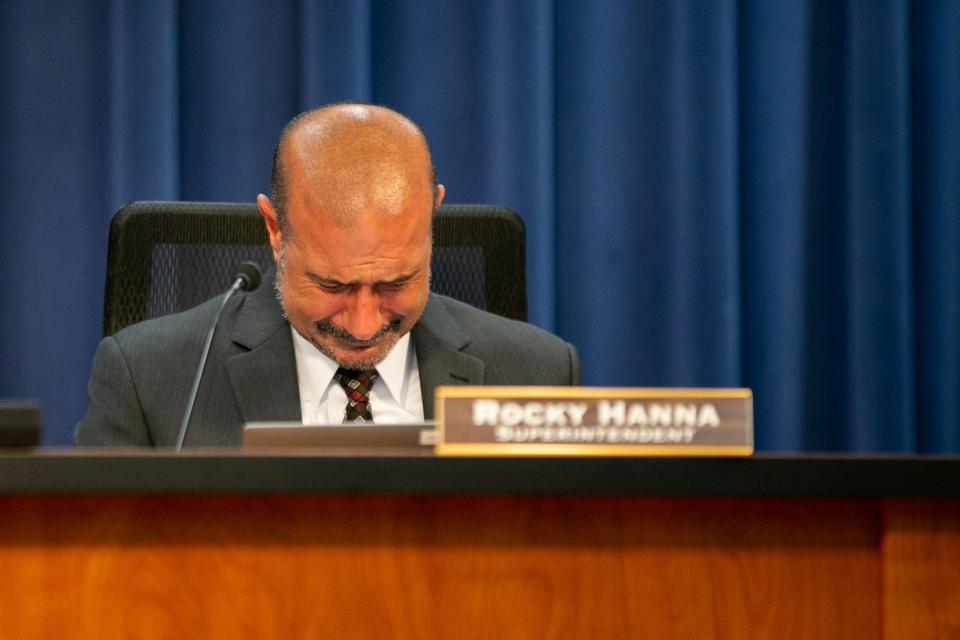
[
  {"x1": 434, "y1": 184, "x2": 445, "y2": 208},
  {"x1": 257, "y1": 194, "x2": 283, "y2": 264}
]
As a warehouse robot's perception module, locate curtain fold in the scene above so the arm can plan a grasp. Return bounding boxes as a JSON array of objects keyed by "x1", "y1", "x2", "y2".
[
  {"x1": 0, "y1": 0, "x2": 956, "y2": 451},
  {"x1": 911, "y1": 0, "x2": 960, "y2": 451}
]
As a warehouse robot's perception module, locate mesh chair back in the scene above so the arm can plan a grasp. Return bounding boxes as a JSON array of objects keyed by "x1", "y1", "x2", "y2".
[{"x1": 103, "y1": 201, "x2": 527, "y2": 336}]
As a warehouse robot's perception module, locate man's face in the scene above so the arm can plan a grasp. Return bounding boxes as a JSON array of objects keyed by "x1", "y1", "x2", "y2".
[{"x1": 270, "y1": 195, "x2": 433, "y2": 370}]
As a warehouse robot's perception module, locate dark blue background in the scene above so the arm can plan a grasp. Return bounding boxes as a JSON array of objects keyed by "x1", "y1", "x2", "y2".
[{"x1": 1, "y1": 1, "x2": 957, "y2": 451}]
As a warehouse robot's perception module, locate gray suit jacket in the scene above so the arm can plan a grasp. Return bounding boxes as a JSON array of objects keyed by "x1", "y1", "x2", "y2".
[{"x1": 75, "y1": 276, "x2": 581, "y2": 447}]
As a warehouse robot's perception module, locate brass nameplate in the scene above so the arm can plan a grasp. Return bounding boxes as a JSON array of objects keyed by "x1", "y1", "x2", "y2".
[{"x1": 435, "y1": 387, "x2": 753, "y2": 457}]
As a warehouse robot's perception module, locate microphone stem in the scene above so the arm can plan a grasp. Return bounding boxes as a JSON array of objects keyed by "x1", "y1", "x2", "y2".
[{"x1": 175, "y1": 278, "x2": 244, "y2": 452}]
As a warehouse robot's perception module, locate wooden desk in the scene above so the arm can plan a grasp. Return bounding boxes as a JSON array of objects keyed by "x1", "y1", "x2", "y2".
[{"x1": 0, "y1": 453, "x2": 957, "y2": 639}]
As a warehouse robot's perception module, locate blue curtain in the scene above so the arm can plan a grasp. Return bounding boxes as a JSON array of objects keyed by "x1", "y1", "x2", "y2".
[{"x1": 0, "y1": 1, "x2": 957, "y2": 451}]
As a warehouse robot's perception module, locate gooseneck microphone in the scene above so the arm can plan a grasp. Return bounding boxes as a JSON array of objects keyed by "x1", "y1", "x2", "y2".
[{"x1": 175, "y1": 262, "x2": 263, "y2": 451}]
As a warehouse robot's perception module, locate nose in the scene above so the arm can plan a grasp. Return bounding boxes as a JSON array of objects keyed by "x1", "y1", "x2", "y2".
[{"x1": 340, "y1": 286, "x2": 384, "y2": 341}]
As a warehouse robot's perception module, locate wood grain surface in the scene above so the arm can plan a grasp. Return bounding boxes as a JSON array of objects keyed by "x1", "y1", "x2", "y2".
[
  {"x1": 883, "y1": 498, "x2": 960, "y2": 640},
  {"x1": 0, "y1": 495, "x2": 889, "y2": 639}
]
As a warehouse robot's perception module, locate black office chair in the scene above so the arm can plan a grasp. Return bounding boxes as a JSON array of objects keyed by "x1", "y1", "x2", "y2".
[{"x1": 102, "y1": 201, "x2": 527, "y2": 336}]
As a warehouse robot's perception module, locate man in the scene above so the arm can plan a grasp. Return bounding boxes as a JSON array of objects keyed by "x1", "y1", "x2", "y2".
[{"x1": 76, "y1": 103, "x2": 580, "y2": 447}]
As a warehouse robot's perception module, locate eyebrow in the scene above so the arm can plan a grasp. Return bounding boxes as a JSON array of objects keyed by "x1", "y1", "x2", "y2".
[{"x1": 304, "y1": 270, "x2": 419, "y2": 287}]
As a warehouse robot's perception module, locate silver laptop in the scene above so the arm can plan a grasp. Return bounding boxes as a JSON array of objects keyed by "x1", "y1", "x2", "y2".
[{"x1": 242, "y1": 421, "x2": 436, "y2": 451}]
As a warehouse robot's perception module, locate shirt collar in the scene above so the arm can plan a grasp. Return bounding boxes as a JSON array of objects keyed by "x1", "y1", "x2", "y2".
[
  {"x1": 290, "y1": 327, "x2": 411, "y2": 404},
  {"x1": 372, "y1": 332, "x2": 412, "y2": 404}
]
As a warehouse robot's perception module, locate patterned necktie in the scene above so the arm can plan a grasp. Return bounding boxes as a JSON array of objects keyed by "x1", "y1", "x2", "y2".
[{"x1": 334, "y1": 368, "x2": 379, "y2": 423}]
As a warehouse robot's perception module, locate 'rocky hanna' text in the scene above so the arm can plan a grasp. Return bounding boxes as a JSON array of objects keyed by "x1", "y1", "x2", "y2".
[{"x1": 471, "y1": 399, "x2": 721, "y2": 445}]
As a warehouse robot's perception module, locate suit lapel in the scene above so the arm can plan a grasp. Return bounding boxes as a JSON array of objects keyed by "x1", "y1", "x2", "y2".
[
  {"x1": 224, "y1": 270, "x2": 302, "y2": 423},
  {"x1": 413, "y1": 295, "x2": 485, "y2": 419}
]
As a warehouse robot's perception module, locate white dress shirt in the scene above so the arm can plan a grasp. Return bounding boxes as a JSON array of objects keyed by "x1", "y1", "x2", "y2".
[{"x1": 291, "y1": 327, "x2": 424, "y2": 424}]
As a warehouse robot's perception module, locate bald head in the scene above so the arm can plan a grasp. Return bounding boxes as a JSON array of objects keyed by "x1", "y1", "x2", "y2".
[{"x1": 270, "y1": 103, "x2": 439, "y2": 232}]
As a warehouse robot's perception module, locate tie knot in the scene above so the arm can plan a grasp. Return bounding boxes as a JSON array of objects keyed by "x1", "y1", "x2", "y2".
[{"x1": 334, "y1": 368, "x2": 379, "y2": 423}]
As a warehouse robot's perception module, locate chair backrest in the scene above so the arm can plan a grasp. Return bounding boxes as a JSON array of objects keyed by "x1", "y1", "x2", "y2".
[{"x1": 102, "y1": 201, "x2": 527, "y2": 336}]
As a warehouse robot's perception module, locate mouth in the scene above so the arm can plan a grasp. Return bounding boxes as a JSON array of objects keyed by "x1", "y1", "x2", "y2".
[
  {"x1": 339, "y1": 338, "x2": 381, "y2": 350},
  {"x1": 315, "y1": 319, "x2": 401, "y2": 350}
]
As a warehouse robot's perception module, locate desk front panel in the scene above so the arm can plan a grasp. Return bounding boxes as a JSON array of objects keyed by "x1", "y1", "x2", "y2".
[{"x1": 2, "y1": 495, "x2": 947, "y2": 639}]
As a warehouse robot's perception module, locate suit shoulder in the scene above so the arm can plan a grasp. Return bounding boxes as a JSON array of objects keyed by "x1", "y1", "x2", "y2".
[
  {"x1": 109, "y1": 294, "x2": 226, "y2": 355},
  {"x1": 428, "y1": 294, "x2": 572, "y2": 351},
  {"x1": 423, "y1": 294, "x2": 580, "y2": 385}
]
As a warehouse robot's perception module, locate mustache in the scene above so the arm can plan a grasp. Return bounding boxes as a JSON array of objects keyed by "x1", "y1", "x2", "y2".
[{"x1": 315, "y1": 319, "x2": 401, "y2": 347}]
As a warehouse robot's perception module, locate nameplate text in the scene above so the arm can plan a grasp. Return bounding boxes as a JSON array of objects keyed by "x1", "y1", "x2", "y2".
[{"x1": 435, "y1": 387, "x2": 753, "y2": 456}]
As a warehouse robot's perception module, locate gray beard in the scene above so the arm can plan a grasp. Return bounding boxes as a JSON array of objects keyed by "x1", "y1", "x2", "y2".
[{"x1": 273, "y1": 272, "x2": 289, "y2": 321}]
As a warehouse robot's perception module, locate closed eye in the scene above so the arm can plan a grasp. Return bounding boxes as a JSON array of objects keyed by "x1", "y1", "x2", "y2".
[
  {"x1": 304, "y1": 270, "x2": 418, "y2": 293},
  {"x1": 376, "y1": 281, "x2": 408, "y2": 292},
  {"x1": 318, "y1": 282, "x2": 349, "y2": 293}
]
